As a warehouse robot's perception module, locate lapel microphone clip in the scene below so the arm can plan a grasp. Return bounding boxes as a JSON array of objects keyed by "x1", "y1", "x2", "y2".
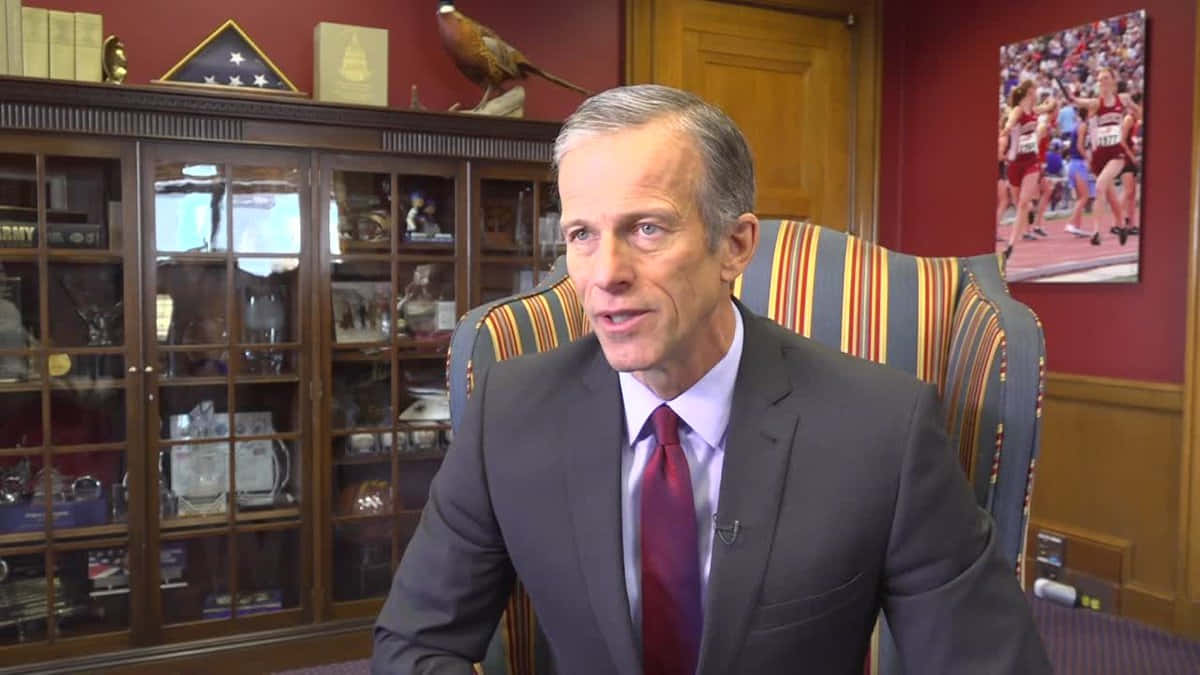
[{"x1": 713, "y1": 513, "x2": 741, "y2": 545}]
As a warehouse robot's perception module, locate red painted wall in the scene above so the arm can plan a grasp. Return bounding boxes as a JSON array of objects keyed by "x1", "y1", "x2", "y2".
[
  {"x1": 41, "y1": 0, "x2": 621, "y2": 121},
  {"x1": 879, "y1": 0, "x2": 1196, "y2": 383}
]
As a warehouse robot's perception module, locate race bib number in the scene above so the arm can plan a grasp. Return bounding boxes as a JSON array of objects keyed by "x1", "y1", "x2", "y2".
[
  {"x1": 1017, "y1": 133, "x2": 1037, "y2": 155},
  {"x1": 1097, "y1": 127, "x2": 1121, "y2": 147}
]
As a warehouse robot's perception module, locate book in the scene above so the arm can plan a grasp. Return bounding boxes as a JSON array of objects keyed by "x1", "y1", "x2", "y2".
[
  {"x1": 73, "y1": 11, "x2": 100, "y2": 82},
  {"x1": 20, "y1": 5, "x2": 44, "y2": 78},
  {"x1": 0, "y1": 0, "x2": 7, "y2": 74},
  {"x1": 4, "y1": 0, "x2": 19, "y2": 76},
  {"x1": 314, "y1": 22, "x2": 388, "y2": 106},
  {"x1": 47, "y1": 8, "x2": 72, "y2": 80}
]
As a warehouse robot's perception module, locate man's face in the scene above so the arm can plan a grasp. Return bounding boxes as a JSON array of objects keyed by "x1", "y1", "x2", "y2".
[{"x1": 557, "y1": 121, "x2": 746, "y2": 384}]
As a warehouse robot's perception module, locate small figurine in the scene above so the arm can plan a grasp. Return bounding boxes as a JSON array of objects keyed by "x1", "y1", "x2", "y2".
[
  {"x1": 103, "y1": 36, "x2": 128, "y2": 84},
  {"x1": 418, "y1": 199, "x2": 441, "y2": 235},
  {"x1": 406, "y1": 192, "x2": 425, "y2": 233}
]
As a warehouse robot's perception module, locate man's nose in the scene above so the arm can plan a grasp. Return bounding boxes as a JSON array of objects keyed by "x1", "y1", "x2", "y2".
[{"x1": 591, "y1": 233, "x2": 634, "y2": 292}]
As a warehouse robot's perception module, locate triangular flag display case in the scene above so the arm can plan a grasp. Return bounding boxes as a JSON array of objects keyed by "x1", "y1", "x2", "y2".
[{"x1": 154, "y1": 19, "x2": 305, "y2": 97}]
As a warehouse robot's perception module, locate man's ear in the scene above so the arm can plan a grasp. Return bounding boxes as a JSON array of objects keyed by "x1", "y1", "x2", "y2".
[{"x1": 720, "y1": 213, "x2": 759, "y2": 284}]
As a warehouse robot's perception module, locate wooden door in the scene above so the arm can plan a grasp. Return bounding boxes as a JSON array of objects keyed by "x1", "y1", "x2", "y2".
[{"x1": 632, "y1": 0, "x2": 855, "y2": 230}]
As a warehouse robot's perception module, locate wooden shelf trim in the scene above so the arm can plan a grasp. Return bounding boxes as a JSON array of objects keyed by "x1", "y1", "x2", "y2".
[
  {"x1": 332, "y1": 449, "x2": 447, "y2": 466},
  {"x1": 0, "y1": 523, "x2": 127, "y2": 546},
  {"x1": 0, "y1": 77, "x2": 558, "y2": 158},
  {"x1": 160, "y1": 507, "x2": 301, "y2": 532},
  {"x1": 332, "y1": 509, "x2": 422, "y2": 524}
]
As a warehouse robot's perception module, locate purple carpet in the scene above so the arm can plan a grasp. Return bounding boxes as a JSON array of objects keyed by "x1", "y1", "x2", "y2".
[
  {"x1": 275, "y1": 661, "x2": 368, "y2": 675},
  {"x1": 275, "y1": 598, "x2": 1200, "y2": 674},
  {"x1": 1030, "y1": 596, "x2": 1200, "y2": 675}
]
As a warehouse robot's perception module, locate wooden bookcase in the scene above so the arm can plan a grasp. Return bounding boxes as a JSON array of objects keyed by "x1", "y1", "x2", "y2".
[{"x1": 0, "y1": 77, "x2": 561, "y2": 672}]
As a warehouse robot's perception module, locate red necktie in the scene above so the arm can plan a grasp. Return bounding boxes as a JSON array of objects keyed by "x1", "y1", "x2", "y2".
[{"x1": 641, "y1": 404, "x2": 702, "y2": 675}]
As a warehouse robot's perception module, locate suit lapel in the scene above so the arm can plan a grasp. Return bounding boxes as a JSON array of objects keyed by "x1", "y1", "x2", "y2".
[
  {"x1": 565, "y1": 342, "x2": 641, "y2": 674},
  {"x1": 697, "y1": 307, "x2": 800, "y2": 675}
]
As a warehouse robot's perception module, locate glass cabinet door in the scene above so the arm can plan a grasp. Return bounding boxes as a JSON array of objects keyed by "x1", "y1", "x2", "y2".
[
  {"x1": 321, "y1": 158, "x2": 462, "y2": 615},
  {"x1": 475, "y1": 167, "x2": 559, "y2": 306},
  {"x1": 143, "y1": 145, "x2": 309, "y2": 639},
  {"x1": 0, "y1": 140, "x2": 138, "y2": 649}
]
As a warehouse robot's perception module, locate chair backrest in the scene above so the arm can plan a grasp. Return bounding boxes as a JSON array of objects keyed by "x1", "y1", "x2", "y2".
[
  {"x1": 446, "y1": 220, "x2": 1046, "y2": 673},
  {"x1": 736, "y1": 220, "x2": 961, "y2": 386}
]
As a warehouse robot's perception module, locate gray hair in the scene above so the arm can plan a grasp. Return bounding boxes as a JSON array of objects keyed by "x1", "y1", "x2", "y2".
[{"x1": 553, "y1": 84, "x2": 755, "y2": 249}]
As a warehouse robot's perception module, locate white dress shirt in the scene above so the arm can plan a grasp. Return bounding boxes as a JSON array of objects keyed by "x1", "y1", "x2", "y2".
[{"x1": 618, "y1": 301, "x2": 745, "y2": 634}]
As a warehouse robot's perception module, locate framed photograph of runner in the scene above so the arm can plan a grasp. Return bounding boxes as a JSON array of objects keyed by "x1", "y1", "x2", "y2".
[{"x1": 996, "y1": 10, "x2": 1145, "y2": 283}]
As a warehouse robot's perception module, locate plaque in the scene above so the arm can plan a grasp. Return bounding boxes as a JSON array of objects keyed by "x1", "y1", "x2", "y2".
[
  {"x1": 314, "y1": 22, "x2": 388, "y2": 107},
  {"x1": 0, "y1": 221, "x2": 36, "y2": 248},
  {"x1": 47, "y1": 222, "x2": 103, "y2": 248},
  {"x1": 202, "y1": 589, "x2": 283, "y2": 619},
  {"x1": 165, "y1": 402, "x2": 293, "y2": 513}
]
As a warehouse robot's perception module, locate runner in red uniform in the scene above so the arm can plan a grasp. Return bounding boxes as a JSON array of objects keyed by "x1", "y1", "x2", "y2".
[
  {"x1": 997, "y1": 122, "x2": 1013, "y2": 235},
  {"x1": 1117, "y1": 95, "x2": 1143, "y2": 237},
  {"x1": 1029, "y1": 97, "x2": 1061, "y2": 239},
  {"x1": 1061, "y1": 68, "x2": 1136, "y2": 245},
  {"x1": 1000, "y1": 80, "x2": 1056, "y2": 260}
]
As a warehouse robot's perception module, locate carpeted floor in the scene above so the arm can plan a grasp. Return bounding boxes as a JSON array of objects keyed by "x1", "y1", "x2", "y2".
[
  {"x1": 276, "y1": 597, "x2": 1200, "y2": 674},
  {"x1": 1031, "y1": 596, "x2": 1200, "y2": 674}
]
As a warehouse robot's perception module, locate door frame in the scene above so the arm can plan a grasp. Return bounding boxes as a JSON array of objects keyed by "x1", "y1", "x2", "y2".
[
  {"x1": 1178, "y1": 0, "x2": 1200, "y2": 639},
  {"x1": 624, "y1": 0, "x2": 882, "y2": 240}
]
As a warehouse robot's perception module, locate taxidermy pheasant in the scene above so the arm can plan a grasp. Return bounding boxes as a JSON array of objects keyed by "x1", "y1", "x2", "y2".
[{"x1": 436, "y1": 0, "x2": 592, "y2": 110}]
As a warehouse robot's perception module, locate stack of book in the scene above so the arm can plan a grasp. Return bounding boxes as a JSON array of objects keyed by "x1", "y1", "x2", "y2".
[{"x1": 0, "y1": 1, "x2": 102, "y2": 82}]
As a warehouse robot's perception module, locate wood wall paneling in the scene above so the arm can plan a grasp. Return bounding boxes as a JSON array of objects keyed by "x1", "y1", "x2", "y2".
[{"x1": 1036, "y1": 373, "x2": 1183, "y2": 632}]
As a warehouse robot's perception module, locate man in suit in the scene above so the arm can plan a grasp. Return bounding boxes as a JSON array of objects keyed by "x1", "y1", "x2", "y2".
[{"x1": 373, "y1": 84, "x2": 1051, "y2": 674}]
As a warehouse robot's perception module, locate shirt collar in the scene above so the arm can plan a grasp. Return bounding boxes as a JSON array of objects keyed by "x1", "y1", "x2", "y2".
[{"x1": 618, "y1": 300, "x2": 744, "y2": 448}]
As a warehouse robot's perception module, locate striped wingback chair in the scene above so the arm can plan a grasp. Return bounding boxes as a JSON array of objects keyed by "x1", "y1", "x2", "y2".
[{"x1": 446, "y1": 219, "x2": 1046, "y2": 675}]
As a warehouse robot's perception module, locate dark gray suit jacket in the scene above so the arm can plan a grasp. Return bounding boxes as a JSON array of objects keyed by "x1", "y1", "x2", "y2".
[{"x1": 373, "y1": 304, "x2": 1051, "y2": 674}]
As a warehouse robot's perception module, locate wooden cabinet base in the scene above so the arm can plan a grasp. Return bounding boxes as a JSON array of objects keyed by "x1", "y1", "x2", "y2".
[{"x1": 0, "y1": 618, "x2": 372, "y2": 675}]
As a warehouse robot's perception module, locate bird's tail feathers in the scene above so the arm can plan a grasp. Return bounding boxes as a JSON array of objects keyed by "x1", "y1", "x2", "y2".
[{"x1": 521, "y1": 63, "x2": 592, "y2": 96}]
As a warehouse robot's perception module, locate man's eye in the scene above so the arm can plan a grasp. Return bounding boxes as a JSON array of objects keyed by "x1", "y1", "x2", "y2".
[
  {"x1": 567, "y1": 229, "x2": 590, "y2": 242},
  {"x1": 638, "y1": 223, "x2": 661, "y2": 236}
]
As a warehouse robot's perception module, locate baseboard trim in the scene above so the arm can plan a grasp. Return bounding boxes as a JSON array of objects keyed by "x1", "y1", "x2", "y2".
[{"x1": 1123, "y1": 583, "x2": 1177, "y2": 631}]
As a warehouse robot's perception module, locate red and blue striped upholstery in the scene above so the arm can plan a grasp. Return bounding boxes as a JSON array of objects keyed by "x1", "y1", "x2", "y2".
[{"x1": 447, "y1": 220, "x2": 1046, "y2": 675}]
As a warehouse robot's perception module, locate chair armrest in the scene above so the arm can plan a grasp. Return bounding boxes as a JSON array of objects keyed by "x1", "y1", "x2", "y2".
[{"x1": 942, "y1": 253, "x2": 1046, "y2": 583}]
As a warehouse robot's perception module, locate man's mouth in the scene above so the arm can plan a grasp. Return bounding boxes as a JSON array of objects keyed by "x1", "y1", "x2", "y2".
[
  {"x1": 597, "y1": 310, "x2": 649, "y2": 330},
  {"x1": 607, "y1": 312, "x2": 639, "y2": 324}
]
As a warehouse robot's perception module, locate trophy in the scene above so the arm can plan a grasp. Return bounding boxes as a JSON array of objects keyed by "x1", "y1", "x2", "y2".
[
  {"x1": 30, "y1": 467, "x2": 71, "y2": 504},
  {"x1": 0, "y1": 459, "x2": 31, "y2": 505},
  {"x1": 102, "y1": 36, "x2": 127, "y2": 84},
  {"x1": 397, "y1": 265, "x2": 438, "y2": 337},
  {"x1": 58, "y1": 271, "x2": 122, "y2": 380},
  {"x1": 242, "y1": 287, "x2": 287, "y2": 375},
  {"x1": 59, "y1": 273, "x2": 122, "y2": 347}
]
